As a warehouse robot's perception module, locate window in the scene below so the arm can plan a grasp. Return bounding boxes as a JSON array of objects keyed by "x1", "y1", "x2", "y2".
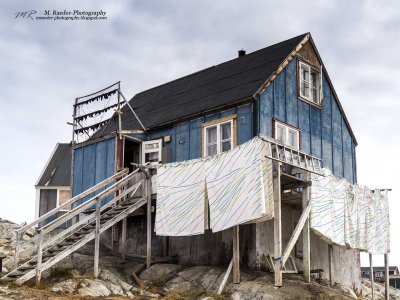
[
  {"x1": 299, "y1": 61, "x2": 322, "y2": 105},
  {"x1": 142, "y1": 139, "x2": 162, "y2": 164},
  {"x1": 203, "y1": 119, "x2": 234, "y2": 157},
  {"x1": 274, "y1": 121, "x2": 300, "y2": 149}
]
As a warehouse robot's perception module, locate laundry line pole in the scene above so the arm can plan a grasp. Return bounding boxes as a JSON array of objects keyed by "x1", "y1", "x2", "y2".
[
  {"x1": 273, "y1": 161, "x2": 282, "y2": 287},
  {"x1": 369, "y1": 254, "x2": 375, "y2": 300}
]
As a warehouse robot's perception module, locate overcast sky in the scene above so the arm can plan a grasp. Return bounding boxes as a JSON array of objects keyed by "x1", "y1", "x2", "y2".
[{"x1": 0, "y1": 0, "x2": 399, "y2": 268}]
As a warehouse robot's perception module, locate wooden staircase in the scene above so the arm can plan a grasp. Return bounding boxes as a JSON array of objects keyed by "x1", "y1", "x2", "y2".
[{"x1": 1, "y1": 167, "x2": 151, "y2": 285}]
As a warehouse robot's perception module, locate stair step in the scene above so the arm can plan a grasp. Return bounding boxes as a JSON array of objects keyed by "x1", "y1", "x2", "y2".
[
  {"x1": 8, "y1": 271, "x2": 25, "y2": 278},
  {"x1": 19, "y1": 266, "x2": 35, "y2": 271}
]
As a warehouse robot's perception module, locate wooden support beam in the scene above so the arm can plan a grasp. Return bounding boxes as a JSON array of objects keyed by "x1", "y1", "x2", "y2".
[
  {"x1": 232, "y1": 226, "x2": 240, "y2": 284},
  {"x1": 120, "y1": 218, "x2": 127, "y2": 261},
  {"x1": 281, "y1": 202, "x2": 311, "y2": 266},
  {"x1": 302, "y1": 172, "x2": 311, "y2": 283},
  {"x1": 369, "y1": 254, "x2": 375, "y2": 300},
  {"x1": 328, "y1": 244, "x2": 334, "y2": 286},
  {"x1": 218, "y1": 258, "x2": 233, "y2": 295},
  {"x1": 385, "y1": 253, "x2": 389, "y2": 300},
  {"x1": 94, "y1": 200, "x2": 101, "y2": 278},
  {"x1": 146, "y1": 177, "x2": 152, "y2": 269},
  {"x1": 35, "y1": 234, "x2": 43, "y2": 285},
  {"x1": 273, "y1": 161, "x2": 282, "y2": 287}
]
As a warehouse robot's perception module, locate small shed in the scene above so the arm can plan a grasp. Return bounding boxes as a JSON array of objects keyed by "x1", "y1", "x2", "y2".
[{"x1": 35, "y1": 143, "x2": 72, "y2": 226}]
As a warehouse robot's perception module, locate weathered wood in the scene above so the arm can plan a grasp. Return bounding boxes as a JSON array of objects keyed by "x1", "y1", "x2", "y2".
[
  {"x1": 232, "y1": 226, "x2": 240, "y2": 284},
  {"x1": 328, "y1": 244, "x2": 334, "y2": 286},
  {"x1": 132, "y1": 263, "x2": 146, "y2": 288},
  {"x1": 120, "y1": 218, "x2": 127, "y2": 261},
  {"x1": 13, "y1": 232, "x2": 19, "y2": 269},
  {"x1": 273, "y1": 161, "x2": 282, "y2": 287},
  {"x1": 281, "y1": 202, "x2": 311, "y2": 266},
  {"x1": 385, "y1": 253, "x2": 389, "y2": 300},
  {"x1": 94, "y1": 199, "x2": 100, "y2": 278},
  {"x1": 146, "y1": 177, "x2": 152, "y2": 269},
  {"x1": 35, "y1": 234, "x2": 43, "y2": 285},
  {"x1": 17, "y1": 168, "x2": 129, "y2": 235},
  {"x1": 369, "y1": 254, "x2": 375, "y2": 300},
  {"x1": 302, "y1": 172, "x2": 311, "y2": 283},
  {"x1": 218, "y1": 258, "x2": 233, "y2": 295}
]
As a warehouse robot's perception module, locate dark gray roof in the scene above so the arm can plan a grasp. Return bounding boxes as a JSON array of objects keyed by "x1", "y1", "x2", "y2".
[
  {"x1": 37, "y1": 143, "x2": 71, "y2": 187},
  {"x1": 361, "y1": 266, "x2": 398, "y2": 272},
  {"x1": 93, "y1": 33, "x2": 308, "y2": 138}
]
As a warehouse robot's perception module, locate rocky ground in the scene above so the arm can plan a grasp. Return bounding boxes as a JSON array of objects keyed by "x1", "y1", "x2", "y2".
[{"x1": 1, "y1": 218, "x2": 400, "y2": 299}]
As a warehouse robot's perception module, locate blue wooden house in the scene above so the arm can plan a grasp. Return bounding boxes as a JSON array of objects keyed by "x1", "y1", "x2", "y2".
[{"x1": 69, "y1": 33, "x2": 360, "y2": 287}]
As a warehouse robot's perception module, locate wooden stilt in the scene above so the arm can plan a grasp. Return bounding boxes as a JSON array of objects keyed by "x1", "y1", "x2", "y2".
[
  {"x1": 36, "y1": 233, "x2": 43, "y2": 285},
  {"x1": 369, "y1": 253, "x2": 375, "y2": 300},
  {"x1": 233, "y1": 226, "x2": 240, "y2": 284},
  {"x1": 328, "y1": 244, "x2": 334, "y2": 286},
  {"x1": 146, "y1": 177, "x2": 152, "y2": 268},
  {"x1": 111, "y1": 225, "x2": 116, "y2": 253},
  {"x1": 94, "y1": 199, "x2": 101, "y2": 278},
  {"x1": 385, "y1": 253, "x2": 389, "y2": 300},
  {"x1": 120, "y1": 218, "x2": 127, "y2": 261},
  {"x1": 302, "y1": 172, "x2": 311, "y2": 283},
  {"x1": 273, "y1": 161, "x2": 282, "y2": 287}
]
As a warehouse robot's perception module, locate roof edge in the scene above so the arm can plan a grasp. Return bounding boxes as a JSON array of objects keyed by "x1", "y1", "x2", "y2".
[{"x1": 35, "y1": 143, "x2": 60, "y2": 186}]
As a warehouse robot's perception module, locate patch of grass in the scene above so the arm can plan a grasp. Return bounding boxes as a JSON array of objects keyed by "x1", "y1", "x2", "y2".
[{"x1": 49, "y1": 268, "x2": 73, "y2": 280}]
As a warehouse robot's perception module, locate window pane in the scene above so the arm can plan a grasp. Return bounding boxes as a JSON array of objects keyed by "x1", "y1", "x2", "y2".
[
  {"x1": 302, "y1": 64, "x2": 310, "y2": 81},
  {"x1": 288, "y1": 129, "x2": 298, "y2": 149},
  {"x1": 301, "y1": 81, "x2": 310, "y2": 98},
  {"x1": 221, "y1": 141, "x2": 231, "y2": 152},
  {"x1": 145, "y1": 152, "x2": 159, "y2": 163},
  {"x1": 276, "y1": 125, "x2": 285, "y2": 143},
  {"x1": 206, "y1": 126, "x2": 217, "y2": 144},
  {"x1": 207, "y1": 144, "x2": 217, "y2": 156},
  {"x1": 221, "y1": 123, "x2": 231, "y2": 140}
]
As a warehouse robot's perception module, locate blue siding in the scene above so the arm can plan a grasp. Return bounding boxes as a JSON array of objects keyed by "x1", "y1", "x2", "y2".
[
  {"x1": 72, "y1": 137, "x2": 116, "y2": 205},
  {"x1": 257, "y1": 58, "x2": 357, "y2": 183},
  {"x1": 149, "y1": 104, "x2": 253, "y2": 163}
]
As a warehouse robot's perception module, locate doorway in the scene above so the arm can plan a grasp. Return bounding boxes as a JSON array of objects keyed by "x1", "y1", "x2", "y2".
[{"x1": 124, "y1": 137, "x2": 141, "y2": 173}]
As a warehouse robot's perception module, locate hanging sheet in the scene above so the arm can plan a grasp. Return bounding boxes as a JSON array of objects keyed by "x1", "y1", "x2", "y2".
[
  {"x1": 310, "y1": 168, "x2": 347, "y2": 246},
  {"x1": 204, "y1": 137, "x2": 273, "y2": 232},
  {"x1": 155, "y1": 158, "x2": 206, "y2": 236}
]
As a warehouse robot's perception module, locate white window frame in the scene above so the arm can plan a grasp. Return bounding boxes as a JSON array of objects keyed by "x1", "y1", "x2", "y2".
[
  {"x1": 203, "y1": 120, "x2": 233, "y2": 157},
  {"x1": 299, "y1": 61, "x2": 322, "y2": 105},
  {"x1": 142, "y1": 139, "x2": 162, "y2": 164},
  {"x1": 274, "y1": 120, "x2": 300, "y2": 150}
]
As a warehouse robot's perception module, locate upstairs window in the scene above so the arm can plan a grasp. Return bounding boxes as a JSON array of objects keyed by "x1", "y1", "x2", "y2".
[
  {"x1": 203, "y1": 117, "x2": 235, "y2": 157},
  {"x1": 274, "y1": 121, "x2": 300, "y2": 150},
  {"x1": 299, "y1": 61, "x2": 322, "y2": 105}
]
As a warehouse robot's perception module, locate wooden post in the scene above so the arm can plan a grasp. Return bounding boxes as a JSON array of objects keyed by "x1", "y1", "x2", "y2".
[
  {"x1": 369, "y1": 253, "x2": 375, "y2": 300},
  {"x1": 273, "y1": 161, "x2": 282, "y2": 287},
  {"x1": 120, "y1": 218, "x2": 127, "y2": 261},
  {"x1": 384, "y1": 253, "x2": 389, "y2": 300},
  {"x1": 36, "y1": 233, "x2": 43, "y2": 285},
  {"x1": 14, "y1": 232, "x2": 19, "y2": 269},
  {"x1": 218, "y1": 258, "x2": 233, "y2": 295},
  {"x1": 94, "y1": 199, "x2": 101, "y2": 278},
  {"x1": 146, "y1": 176, "x2": 152, "y2": 269},
  {"x1": 233, "y1": 226, "x2": 240, "y2": 284},
  {"x1": 328, "y1": 244, "x2": 334, "y2": 286},
  {"x1": 302, "y1": 172, "x2": 311, "y2": 283}
]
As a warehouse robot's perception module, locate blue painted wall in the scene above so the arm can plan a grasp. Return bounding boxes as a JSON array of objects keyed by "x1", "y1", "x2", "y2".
[
  {"x1": 258, "y1": 57, "x2": 357, "y2": 183},
  {"x1": 148, "y1": 104, "x2": 253, "y2": 163},
  {"x1": 72, "y1": 137, "x2": 116, "y2": 205}
]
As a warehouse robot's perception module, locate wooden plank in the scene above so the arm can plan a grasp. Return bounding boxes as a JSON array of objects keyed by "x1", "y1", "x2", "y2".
[
  {"x1": 328, "y1": 244, "x2": 334, "y2": 286},
  {"x1": 273, "y1": 161, "x2": 282, "y2": 287},
  {"x1": 120, "y1": 218, "x2": 127, "y2": 261},
  {"x1": 232, "y1": 226, "x2": 240, "y2": 284},
  {"x1": 146, "y1": 177, "x2": 152, "y2": 269},
  {"x1": 218, "y1": 258, "x2": 233, "y2": 295},
  {"x1": 35, "y1": 234, "x2": 43, "y2": 285},
  {"x1": 281, "y1": 202, "x2": 311, "y2": 266},
  {"x1": 385, "y1": 253, "x2": 389, "y2": 300},
  {"x1": 13, "y1": 233, "x2": 19, "y2": 269},
  {"x1": 94, "y1": 200, "x2": 100, "y2": 278},
  {"x1": 369, "y1": 254, "x2": 375, "y2": 300},
  {"x1": 302, "y1": 172, "x2": 311, "y2": 283}
]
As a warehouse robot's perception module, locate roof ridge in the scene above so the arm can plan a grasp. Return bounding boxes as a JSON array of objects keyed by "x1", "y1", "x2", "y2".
[{"x1": 132, "y1": 33, "x2": 309, "y2": 99}]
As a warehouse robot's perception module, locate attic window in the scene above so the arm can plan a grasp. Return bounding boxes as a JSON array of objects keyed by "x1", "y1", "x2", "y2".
[{"x1": 299, "y1": 61, "x2": 322, "y2": 105}]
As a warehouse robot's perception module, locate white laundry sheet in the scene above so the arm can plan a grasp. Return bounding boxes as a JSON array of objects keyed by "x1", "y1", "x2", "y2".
[
  {"x1": 204, "y1": 137, "x2": 274, "y2": 232},
  {"x1": 310, "y1": 168, "x2": 347, "y2": 246},
  {"x1": 311, "y1": 168, "x2": 390, "y2": 254},
  {"x1": 155, "y1": 158, "x2": 206, "y2": 236}
]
